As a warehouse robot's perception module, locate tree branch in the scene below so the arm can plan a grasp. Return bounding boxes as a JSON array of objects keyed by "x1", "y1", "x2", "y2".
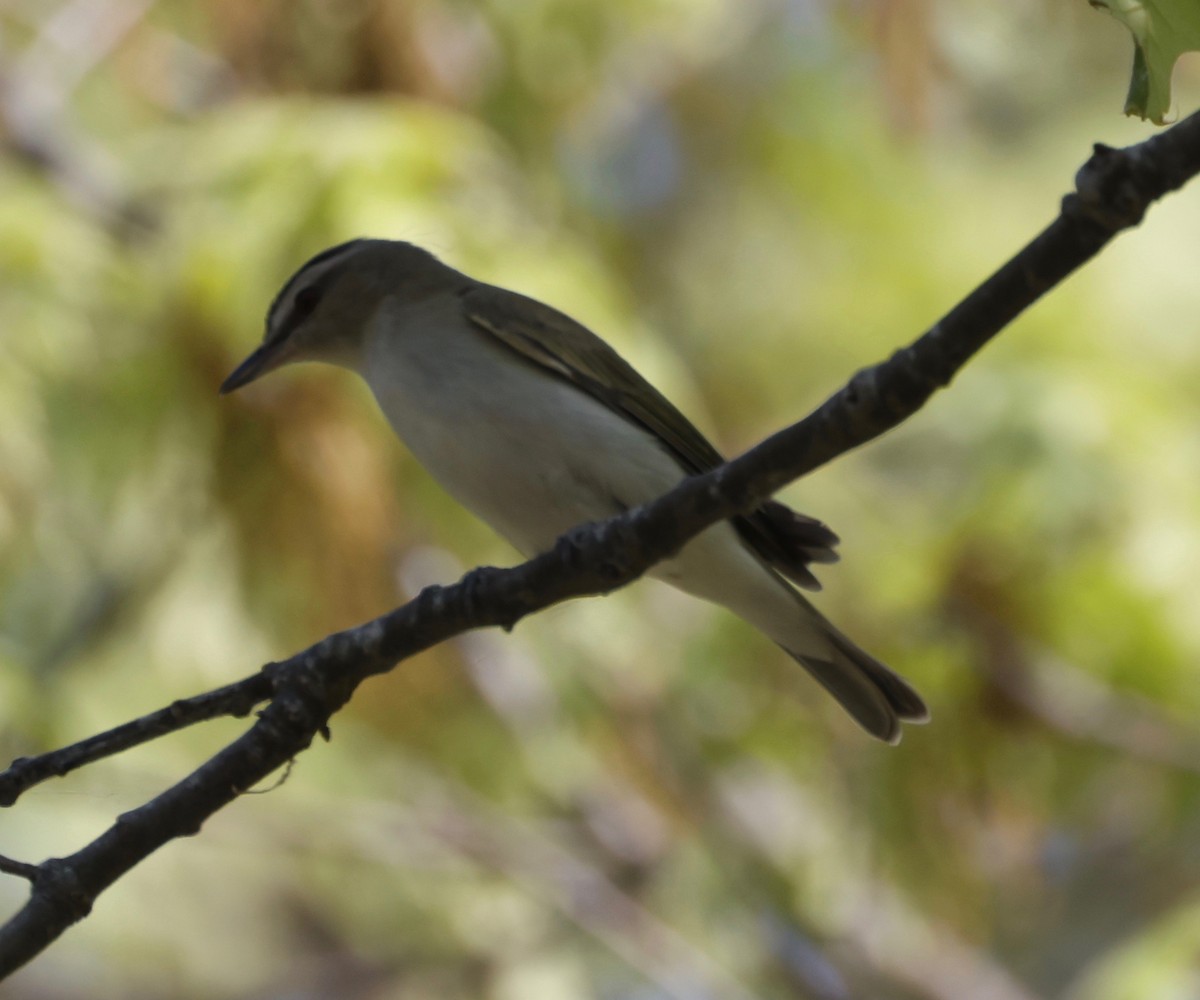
[
  {"x1": 1, "y1": 112, "x2": 1198, "y2": 977},
  {"x1": 0, "y1": 676, "x2": 273, "y2": 805}
]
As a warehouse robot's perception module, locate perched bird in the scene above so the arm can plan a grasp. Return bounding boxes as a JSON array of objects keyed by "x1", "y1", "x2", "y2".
[{"x1": 222, "y1": 239, "x2": 928, "y2": 742}]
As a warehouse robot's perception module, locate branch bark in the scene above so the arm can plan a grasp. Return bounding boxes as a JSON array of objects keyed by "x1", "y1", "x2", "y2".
[{"x1": 1, "y1": 113, "x2": 1199, "y2": 977}]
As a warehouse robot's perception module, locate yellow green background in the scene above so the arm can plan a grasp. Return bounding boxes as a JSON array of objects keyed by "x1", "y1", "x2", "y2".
[{"x1": 2, "y1": 2, "x2": 1199, "y2": 997}]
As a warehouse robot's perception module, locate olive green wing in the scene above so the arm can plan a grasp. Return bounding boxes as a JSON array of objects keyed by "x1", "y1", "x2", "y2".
[
  {"x1": 461, "y1": 283, "x2": 839, "y2": 588},
  {"x1": 463, "y1": 284, "x2": 725, "y2": 472}
]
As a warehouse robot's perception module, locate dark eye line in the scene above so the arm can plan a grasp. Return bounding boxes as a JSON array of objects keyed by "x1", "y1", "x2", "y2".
[
  {"x1": 264, "y1": 283, "x2": 324, "y2": 347},
  {"x1": 293, "y1": 284, "x2": 323, "y2": 317}
]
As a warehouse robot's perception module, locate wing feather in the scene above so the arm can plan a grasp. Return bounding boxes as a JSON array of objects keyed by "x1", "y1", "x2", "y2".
[{"x1": 462, "y1": 284, "x2": 838, "y2": 587}]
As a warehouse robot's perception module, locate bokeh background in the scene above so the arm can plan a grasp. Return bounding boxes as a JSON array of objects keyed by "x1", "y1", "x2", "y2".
[{"x1": 2, "y1": 1, "x2": 1200, "y2": 998}]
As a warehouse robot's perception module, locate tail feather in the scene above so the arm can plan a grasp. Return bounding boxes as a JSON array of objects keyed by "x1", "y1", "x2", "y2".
[
  {"x1": 786, "y1": 628, "x2": 929, "y2": 744},
  {"x1": 653, "y1": 521, "x2": 927, "y2": 743},
  {"x1": 824, "y1": 627, "x2": 930, "y2": 723},
  {"x1": 790, "y1": 651, "x2": 903, "y2": 743}
]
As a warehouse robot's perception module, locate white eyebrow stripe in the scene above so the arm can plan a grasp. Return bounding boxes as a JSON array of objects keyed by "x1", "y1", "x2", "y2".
[{"x1": 265, "y1": 239, "x2": 365, "y2": 338}]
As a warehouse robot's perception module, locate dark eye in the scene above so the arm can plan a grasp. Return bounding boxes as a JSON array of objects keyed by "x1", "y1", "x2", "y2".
[{"x1": 293, "y1": 285, "x2": 323, "y2": 319}]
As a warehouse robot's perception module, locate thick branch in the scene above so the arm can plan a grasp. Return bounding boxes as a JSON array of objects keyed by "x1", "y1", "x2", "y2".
[{"x1": 1, "y1": 113, "x2": 1198, "y2": 977}]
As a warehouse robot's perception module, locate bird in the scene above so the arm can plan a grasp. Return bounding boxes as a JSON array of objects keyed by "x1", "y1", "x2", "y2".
[{"x1": 221, "y1": 239, "x2": 928, "y2": 742}]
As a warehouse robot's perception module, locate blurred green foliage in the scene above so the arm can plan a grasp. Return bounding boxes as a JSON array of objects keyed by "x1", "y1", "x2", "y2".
[{"x1": 2, "y1": 1, "x2": 1200, "y2": 998}]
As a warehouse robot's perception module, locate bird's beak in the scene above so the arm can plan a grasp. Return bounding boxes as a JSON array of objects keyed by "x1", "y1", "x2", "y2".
[{"x1": 219, "y1": 340, "x2": 293, "y2": 395}]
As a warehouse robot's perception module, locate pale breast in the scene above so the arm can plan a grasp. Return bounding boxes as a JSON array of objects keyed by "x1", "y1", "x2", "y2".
[{"x1": 361, "y1": 303, "x2": 685, "y2": 556}]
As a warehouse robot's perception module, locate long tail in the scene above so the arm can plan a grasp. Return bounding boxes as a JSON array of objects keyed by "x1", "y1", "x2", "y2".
[
  {"x1": 657, "y1": 524, "x2": 929, "y2": 743},
  {"x1": 704, "y1": 554, "x2": 929, "y2": 742},
  {"x1": 718, "y1": 564, "x2": 929, "y2": 743},
  {"x1": 781, "y1": 611, "x2": 929, "y2": 744}
]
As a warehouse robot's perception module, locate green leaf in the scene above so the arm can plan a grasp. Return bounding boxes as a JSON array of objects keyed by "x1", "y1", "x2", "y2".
[{"x1": 1091, "y1": 0, "x2": 1200, "y2": 123}]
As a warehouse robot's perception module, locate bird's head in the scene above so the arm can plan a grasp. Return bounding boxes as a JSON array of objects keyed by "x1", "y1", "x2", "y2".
[{"x1": 220, "y1": 239, "x2": 459, "y2": 394}]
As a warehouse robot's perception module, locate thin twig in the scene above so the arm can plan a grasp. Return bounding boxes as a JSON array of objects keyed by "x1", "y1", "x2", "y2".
[
  {"x1": 0, "y1": 856, "x2": 39, "y2": 883},
  {"x1": 0, "y1": 674, "x2": 273, "y2": 806}
]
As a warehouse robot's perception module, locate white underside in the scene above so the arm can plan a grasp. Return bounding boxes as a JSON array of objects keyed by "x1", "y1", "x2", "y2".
[{"x1": 359, "y1": 297, "x2": 834, "y2": 661}]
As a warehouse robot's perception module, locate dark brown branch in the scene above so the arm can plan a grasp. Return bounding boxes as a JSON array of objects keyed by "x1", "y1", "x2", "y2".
[
  {"x1": 0, "y1": 676, "x2": 273, "y2": 806},
  {"x1": 0, "y1": 856, "x2": 39, "y2": 883},
  {"x1": 1, "y1": 113, "x2": 1198, "y2": 977}
]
